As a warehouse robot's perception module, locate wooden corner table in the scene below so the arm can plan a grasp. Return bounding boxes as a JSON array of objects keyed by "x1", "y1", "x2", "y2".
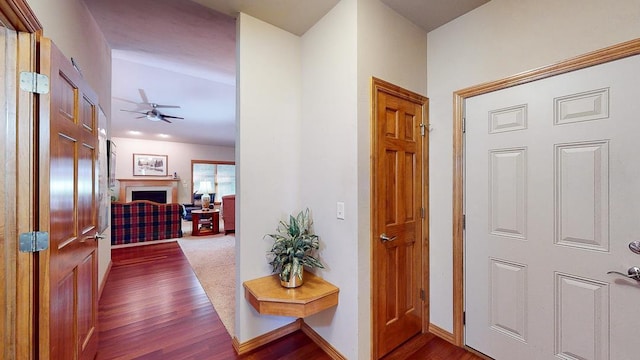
[
  {"x1": 191, "y1": 209, "x2": 219, "y2": 236},
  {"x1": 243, "y1": 271, "x2": 339, "y2": 318}
]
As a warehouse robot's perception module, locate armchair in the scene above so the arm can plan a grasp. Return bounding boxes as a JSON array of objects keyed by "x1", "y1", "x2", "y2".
[{"x1": 222, "y1": 195, "x2": 235, "y2": 234}]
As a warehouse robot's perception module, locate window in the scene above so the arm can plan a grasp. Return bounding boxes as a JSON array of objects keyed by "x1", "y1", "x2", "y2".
[{"x1": 191, "y1": 160, "x2": 235, "y2": 203}]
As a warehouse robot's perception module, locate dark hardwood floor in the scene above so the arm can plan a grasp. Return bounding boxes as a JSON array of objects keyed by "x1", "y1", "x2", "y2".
[{"x1": 97, "y1": 242, "x2": 483, "y2": 359}]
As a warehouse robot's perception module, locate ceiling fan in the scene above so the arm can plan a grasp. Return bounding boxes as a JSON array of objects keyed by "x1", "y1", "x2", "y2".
[{"x1": 120, "y1": 89, "x2": 184, "y2": 124}]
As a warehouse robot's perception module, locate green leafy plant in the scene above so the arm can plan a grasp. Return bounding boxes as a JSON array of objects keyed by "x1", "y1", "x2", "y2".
[{"x1": 266, "y1": 208, "x2": 324, "y2": 282}]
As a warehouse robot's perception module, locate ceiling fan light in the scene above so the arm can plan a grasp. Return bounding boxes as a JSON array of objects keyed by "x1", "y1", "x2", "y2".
[{"x1": 146, "y1": 113, "x2": 161, "y2": 121}]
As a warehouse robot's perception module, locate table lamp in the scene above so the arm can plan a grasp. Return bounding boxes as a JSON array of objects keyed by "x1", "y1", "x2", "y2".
[{"x1": 197, "y1": 181, "x2": 213, "y2": 210}]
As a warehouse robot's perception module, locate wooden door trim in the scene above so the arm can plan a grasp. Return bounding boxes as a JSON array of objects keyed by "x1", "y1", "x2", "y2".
[
  {"x1": 0, "y1": 0, "x2": 41, "y2": 32},
  {"x1": 1, "y1": 2, "x2": 41, "y2": 356},
  {"x1": 451, "y1": 38, "x2": 640, "y2": 346},
  {"x1": 370, "y1": 77, "x2": 429, "y2": 359},
  {"x1": 0, "y1": 2, "x2": 41, "y2": 357}
]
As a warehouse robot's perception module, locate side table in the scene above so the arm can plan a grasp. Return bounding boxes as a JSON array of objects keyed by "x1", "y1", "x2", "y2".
[
  {"x1": 191, "y1": 209, "x2": 219, "y2": 236},
  {"x1": 243, "y1": 271, "x2": 339, "y2": 317}
]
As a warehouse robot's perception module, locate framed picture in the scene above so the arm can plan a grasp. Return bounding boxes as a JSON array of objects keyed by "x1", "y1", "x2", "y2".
[
  {"x1": 133, "y1": 153, "x2": 168, "y2": 176},
  {"x1": 107, "y1": 140, "x2": 116, "y2": 187},
  {"x1": 97, "y1": 108, "x2": 109, "y2": 233}
]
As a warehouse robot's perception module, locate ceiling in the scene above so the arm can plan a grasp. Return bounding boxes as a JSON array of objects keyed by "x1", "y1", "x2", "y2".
[{"x1": 84, "y1": 0, "x2": 489, "y2": 147}]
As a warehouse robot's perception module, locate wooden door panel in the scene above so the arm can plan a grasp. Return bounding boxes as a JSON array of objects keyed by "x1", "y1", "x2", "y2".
[
  {"x1": 77, "y1": 253, "x2": 98, "y2": 359},
  {"x1": 51, "y1": 133, "x2": 77, "y2": 245},
  {"x1": 373, "y1": 79, "x2": 427, "y2": 359},
  {"x1": 39, "y1": 37, "x2": 99, "y2": 360},
  {"x1": 78, "y1": 143, "x2": 96, "y2": 235},
  {"x1": 384, "y1": 150, "x2": 397, "y2": 224},
  {"x1": 54, "y1": 273, "x2": 76, "y2": 359},
  {"x1": 80, "y1": 95, "x2": 95, "y2": 131}
]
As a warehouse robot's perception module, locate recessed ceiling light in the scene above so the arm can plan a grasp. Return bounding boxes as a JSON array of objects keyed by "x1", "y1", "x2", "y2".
[
  {"x1": 158, "y1": 133, "x2": 170, "y2": 138},
  {"x1": 128, "y1": 131, "x2": 141, "y2": 135}
]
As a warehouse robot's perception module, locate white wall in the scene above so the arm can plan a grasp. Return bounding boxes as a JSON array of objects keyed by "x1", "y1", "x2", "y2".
[
  {"x1": 111, "y1": 137, "x2": 234, "y2": 203},
  {"x1": 300, "y1": 0, "x2": 358, "y2": 357},
  {"x1": 29, "y1": 0, "x2": 112, "y2": 121},
  {"x1": 236, "y1": 13, "x2": 302, "y2": 341},
  {"x1": 236, "y1": 0, "x2": 426, "y2": 357},
  {"x1": 427, "y1": 0, "x2": 640, "y2": 332},
  {"x1": 29, "y1": 0, "x2": 113, "y2": 288}
]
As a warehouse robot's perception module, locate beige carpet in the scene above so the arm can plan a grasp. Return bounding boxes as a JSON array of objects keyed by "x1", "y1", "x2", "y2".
[{"x1": 178, "y1": 233, "x2": 236, "y2": 336}]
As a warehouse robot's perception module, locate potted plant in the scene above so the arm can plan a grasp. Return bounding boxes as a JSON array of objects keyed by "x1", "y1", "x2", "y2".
[{"x1": 266, "y1": 208, "x2": 324, "y2": 288}]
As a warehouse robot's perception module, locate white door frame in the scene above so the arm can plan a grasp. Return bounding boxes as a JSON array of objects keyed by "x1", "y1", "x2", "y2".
[{"x1": 451, "y1": 38, "x2": 640, "y2": 347}]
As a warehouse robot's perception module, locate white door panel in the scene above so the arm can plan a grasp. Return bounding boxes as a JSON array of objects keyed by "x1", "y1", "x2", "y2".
[{"x1": 465, "y1": 55, "x2": 640, "y2": 360}]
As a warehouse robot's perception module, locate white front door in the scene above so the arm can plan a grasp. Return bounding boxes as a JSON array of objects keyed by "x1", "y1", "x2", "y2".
[{"x1": 465, "y1": 54, "x2": 640, "y2": 360}]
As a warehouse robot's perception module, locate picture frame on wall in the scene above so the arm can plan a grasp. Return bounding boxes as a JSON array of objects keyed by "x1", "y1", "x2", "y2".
[
  {"x1": 97, "y1": 108, "x2": 109, "y2": 233},
  {"x1": 107, "y1": 140, "x2": 116, "y2": 187},
  {"x1": 133, "y1": 153, "x2": 168, "y2": 176}
]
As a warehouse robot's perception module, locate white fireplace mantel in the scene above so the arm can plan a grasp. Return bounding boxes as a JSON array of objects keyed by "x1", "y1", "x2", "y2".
[{"x1": 117, "y1": 179, "x2": 179, "y2": 203}]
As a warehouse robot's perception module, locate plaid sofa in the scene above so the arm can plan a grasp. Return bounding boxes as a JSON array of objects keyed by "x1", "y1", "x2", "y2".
[{"x1": 111, "y1": 200, "x2": 183, "y2": 245}]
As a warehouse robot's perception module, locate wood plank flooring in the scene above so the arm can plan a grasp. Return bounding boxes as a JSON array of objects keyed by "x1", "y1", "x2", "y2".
[
  {"x1": 97, "y1": 242, "x2": 483, "y2": 359},
  {"x1": 98, "y1": 242, "x2": 329, "y2": 359}
]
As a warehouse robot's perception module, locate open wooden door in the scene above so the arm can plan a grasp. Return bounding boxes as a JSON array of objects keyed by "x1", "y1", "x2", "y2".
[
  {"x1": 371, "y1": 78, "x2": 428, "y2": 359},
  {"x1": 38, "y1": 37, "x2": 100, "y2": 360}
]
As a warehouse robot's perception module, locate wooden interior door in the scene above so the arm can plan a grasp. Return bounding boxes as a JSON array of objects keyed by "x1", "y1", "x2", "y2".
[
  {"x1": 372, "y1": 78, "x2": 428, "y2": 359},
  {"x1": 38, "y1": 37, "x2": 100, "y2": 360},
  {"x1": 465, "y1": 54, "x2": 640, "y2": 359}
]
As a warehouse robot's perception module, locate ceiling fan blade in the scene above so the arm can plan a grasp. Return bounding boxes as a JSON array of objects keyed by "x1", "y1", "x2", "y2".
[
  {"x1": 138, "y1": 88, "x2": 150, "y2": 104},
  {"x1": 161, "y1": 115, "x2": 184, "y2": 120},
  {"x1": 160, "y1": 118, "x2": 172, "y2": 124},
  {"x1": 113, "y1": 97, "x2": 142, "y2": 105},
  {"x1": 154, "y1": 104, "x2": 181, "y2": 109},
  {"x1": 120, "y1": 109, "x2": 146, "y2": 115},
  {"x1": 135, "y1": 116, "x2": 146, "y2": 119}
]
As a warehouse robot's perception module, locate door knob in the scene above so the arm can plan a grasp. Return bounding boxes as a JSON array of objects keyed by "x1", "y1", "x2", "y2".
[
  {"x1": 607, "y1": 266, "x2": 640, "y2": 281},
  {"x1": 379, "y1": 233, "x2": 397, "y2": 243},
  {"x1": 81, "y1": 233, "x2": 104, "y2": 243}
]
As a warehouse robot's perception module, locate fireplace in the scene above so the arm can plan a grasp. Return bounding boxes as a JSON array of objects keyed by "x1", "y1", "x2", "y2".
[
  {"x1": 131, "y1": 190, "x2": 168, "y2": 203},
  {"x1": 117, "y1": 179, "x2": 180, "y2": 203}
]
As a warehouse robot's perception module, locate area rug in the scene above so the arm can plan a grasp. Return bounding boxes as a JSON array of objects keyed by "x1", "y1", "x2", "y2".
[{"x1": 178, "y1": 233, "x2": 236, "y2": 336}]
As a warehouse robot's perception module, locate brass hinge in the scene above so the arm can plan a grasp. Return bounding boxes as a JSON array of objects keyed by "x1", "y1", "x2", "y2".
[
  {"x1": 420, "y1": 123, "x2": 427, "y2": 136},
  {"x1": 463, "y1": 214, "x2": 466, "y2": 230},
  {"x1": 421, "y1": 207, "x2": 425, "y2": 219},
  {"x1": 463, "y1": 311, "x2": 466, "y2": 325},
  {"x1": 19, "y1": 71, "x2": 50, "y2": 94},
  {"x1": 420, "y1": 288, "x2": 425, "y2": 301},
  {"x1": 462, "y1": 118, "x2": 466, "y2": 133},
  {"x1": 19, "y1": 231, "x2": 50, "y2": 252}
]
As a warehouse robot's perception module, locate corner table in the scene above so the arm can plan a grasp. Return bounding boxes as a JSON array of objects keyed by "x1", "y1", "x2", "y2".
[
  {"x1": 243, "y1": 271, "x2": 339, "y2": 318},
  {"x1": 191, "y1": 209, "x2": 220, "y2": 236}
]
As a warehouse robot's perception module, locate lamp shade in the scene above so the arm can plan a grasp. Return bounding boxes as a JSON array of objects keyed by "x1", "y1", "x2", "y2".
[{"x1": 197, "y1": 181, "x2": 213, "y2": 194}]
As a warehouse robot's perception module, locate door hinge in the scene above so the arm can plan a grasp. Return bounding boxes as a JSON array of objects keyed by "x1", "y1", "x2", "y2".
[
  {"x1": 463, "y1": 311, "x2": 466, "y2": 325},
  {"x1": 462, "y1": 117, "x2": 466, "y2": 133},
  {"x1": 19, "y1": 231, "x2": 50, "y2": 252},
  {"x1": 420, "y1": 207, "x2": 425, "y2": 219},
  {"x1": 420, "y1": 123, "x2": 427, "y2": 137},
  {"x1": 19, "y1": 71, "x2": 50, "y2": 94},
  {"x1": 420, "y1": 288, "x2": 425, "y2": 301},
  {"x1": 463, "y1": 214, "x2": 466, "y2": 230}
]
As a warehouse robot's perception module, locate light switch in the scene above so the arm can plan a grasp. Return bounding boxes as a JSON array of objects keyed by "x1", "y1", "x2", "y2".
[{"x1": 337, "y1": 202, "x2": 345, "y2": 220}]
